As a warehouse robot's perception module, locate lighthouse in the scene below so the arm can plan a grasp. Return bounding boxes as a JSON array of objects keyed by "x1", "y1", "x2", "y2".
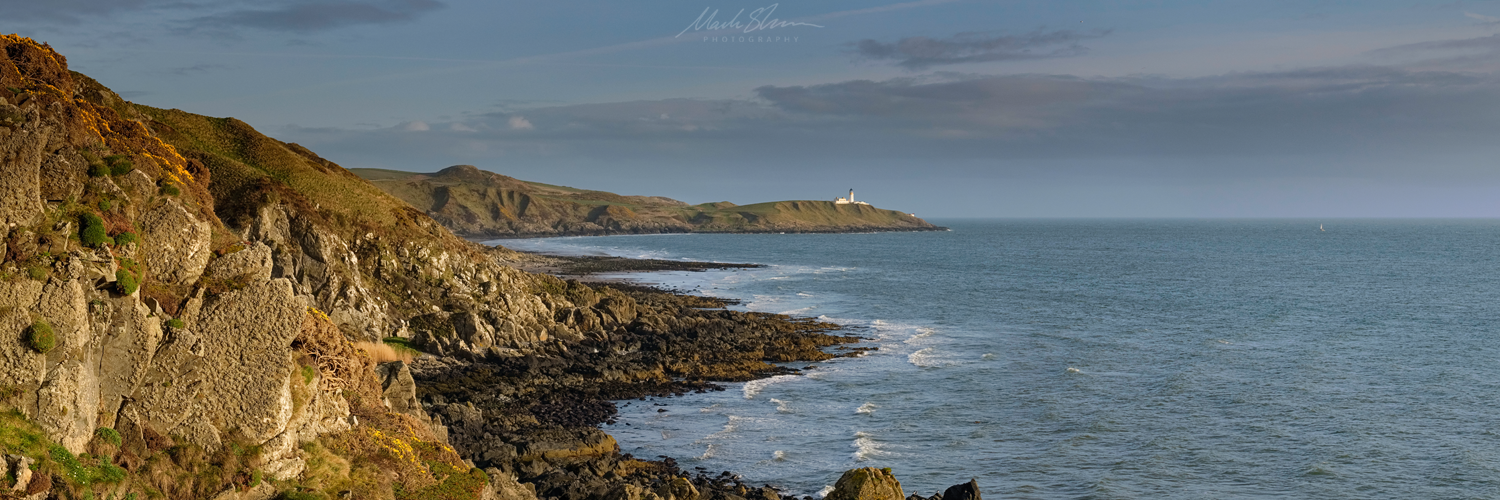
[{"x1": 834, "y1": 188, "x2": 869, "y2": 205}]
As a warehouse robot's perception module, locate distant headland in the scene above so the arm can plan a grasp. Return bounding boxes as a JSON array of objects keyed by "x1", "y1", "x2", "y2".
[{"x1": 351, "y1": 165, "x2": 946, "y2": 238}]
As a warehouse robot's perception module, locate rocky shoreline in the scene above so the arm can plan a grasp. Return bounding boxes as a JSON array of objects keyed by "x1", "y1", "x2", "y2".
[
  {"x1": 472, "y1": 226, "x2": 951, "y2": 240},
  {"x1": 427, "y1": 248, "x2": 978, "y2": 500}
]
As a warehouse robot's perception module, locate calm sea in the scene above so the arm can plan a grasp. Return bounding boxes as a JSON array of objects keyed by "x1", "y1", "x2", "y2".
[{"x1": 492, "y1": 219, "x2": 1500, "y2": 499}]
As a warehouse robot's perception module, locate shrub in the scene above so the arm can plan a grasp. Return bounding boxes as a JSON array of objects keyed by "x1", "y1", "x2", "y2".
[
  {"x1": 87, "y1": 164, "x2": 110, "y2": 178},
  {"x1": 115, "y1": 269, "x2": 139, "y2": 295},
  {"x1": 98, "y1": 200, "x2": 111, "y2": 212},
  {"x1": 104, "y1": 155, "x2": 133, "y2": 176},
  {"x1": 79, "y1": 213, "x2": 112, "y2": 248},
  {"x1": 114, "y1": 231, "x2": 138, "y2": 247},
  {"x1": 94, "y1": 427, "x2": 121, "y2": 447},
  {"x1": 165, "y1": 318, "x2": 184, "y2": 329},
  {"x1": 25, "y1": 266, "x2": 45, "y2": 281},
  {"x1": 25, "y1": 320, "x2": 54, "y2": 354},
  {"x1": 160, "y1": 184, "x2": 180, "y2": 196}
]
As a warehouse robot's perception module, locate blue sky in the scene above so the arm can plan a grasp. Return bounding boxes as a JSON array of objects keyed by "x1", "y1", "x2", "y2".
[{"x1": 10, "y1": 0, "x2": 1500, "y2": 216}]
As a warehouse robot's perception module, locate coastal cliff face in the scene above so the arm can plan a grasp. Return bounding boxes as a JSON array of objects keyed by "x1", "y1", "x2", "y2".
[
  {"x1": 0, "y1": 34, "x2": 876, "y2": 500},
  {"x1": 0, "y1": 35, "x2": 972, "y2": 500},
  {"x1": 353, "y1": 166, "x2": 941, "y2": 238}
]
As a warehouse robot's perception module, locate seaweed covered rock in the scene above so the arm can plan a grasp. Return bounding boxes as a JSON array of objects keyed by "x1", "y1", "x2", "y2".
[{"x1": 828, "y1": 468, "x2": 905, "y2": 500}]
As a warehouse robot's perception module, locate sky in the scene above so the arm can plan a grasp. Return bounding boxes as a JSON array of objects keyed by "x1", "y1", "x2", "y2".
[{"x1": 8, "y1": 0, "x2": 1500, "y2": 217}]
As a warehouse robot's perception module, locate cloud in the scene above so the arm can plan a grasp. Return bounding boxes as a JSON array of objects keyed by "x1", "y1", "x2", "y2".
[
  {"x1": 1, "y1": 0, "x2": 164, "y2": 24},
  {"x1": 169, "y1": 63, "x2": 232, "y2": 76},
  {"x1": 401, "y1": 121, "x2": 429, "y2": 131},
  {"x1": 1465, "y1": 11, "x2": 1500, "y2": 23},
  {"x1": 190, "y1": 0, "x2": 444, "y2": 32},
  {"x1": 850, "y1": 29, "x2": 1109, "y2": 69},
  {"x1": 507, "y1": 116, "x2": 534, "y2": 130}
]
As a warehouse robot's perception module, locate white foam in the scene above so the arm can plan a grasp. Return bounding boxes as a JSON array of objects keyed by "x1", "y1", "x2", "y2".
[
  {"x1": 797, "y1": 292, "x2": 814, "y2": 297},
  {"x1": 699, "y1": 403, "x2": 721, "y2": 413},
  {"x1": 770, "y1": 398, "x2": 793, "y2": 413},
  {"x1": 856, "y1": 402, "x2": 876, "y2": 414},
  {"x1": 981, "y1": 353, "x2": 996, "y2": 360},
  {"x1": 1066, "y1": 367, "x2": 1082, "y2": 374},
  {"x1": 743, "y1": 374, "x2": 799, "y2": 399},
  {"x1": 699, "y1": 444, "x2": 718, "y2": 460},
  {"x1": 853, "y1": 431, "x2": 884, "y2": 461},
  {"x1": 779, "y1": 306, "x2": 816, "y2": 315},
  {"x1": 908, "y1": 347, "x2": 943, "y2": 368},
  {"x1": 773, "y1": 450, "x2": 787, "y2": 461},
  {"x1": 816, "y1": 486, "x2": 834, "y2": 498},
  {"x1": 903, "y1": 327, "x2": 938, "y2": 344}
]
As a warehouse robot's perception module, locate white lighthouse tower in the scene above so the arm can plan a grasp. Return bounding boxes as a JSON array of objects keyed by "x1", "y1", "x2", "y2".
[{"x1": 834, "y1": 188, "x2": 869, "y2": 205}]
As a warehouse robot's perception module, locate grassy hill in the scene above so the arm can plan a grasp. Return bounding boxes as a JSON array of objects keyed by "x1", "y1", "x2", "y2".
[{"x1": 352, "y1": 166, "x2": 942, "y2": 237}]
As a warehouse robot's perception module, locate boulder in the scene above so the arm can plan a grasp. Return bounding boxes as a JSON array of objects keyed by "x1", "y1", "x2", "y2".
[
  {"x1": 375, "y1": 361, "x2": 420, "y2": 416},
  {"x1": 36, "y1": 147, "x2": 84, "y2": 202},
  {"x1": 827, "y1": 468, "x2": 904, "y2": 500},
  {"x1": 654, "y1": 477, "x2": 699, "y2": 500},
  {"x1": 191, "y1": 279, "x2": 305, "y2": 444},
  {"x1": 202, "y1": 241, "x2": 273, "y2": 282},
  {"x1": 138, "y1": 199, "x2": 213, "y2": 286},
  {"x1": 940, "y1": 480, "x2": 980, "y2": 500},
  {"x1": 0, "y1": 105, "x2": 46, "y2": 227},
  {"x1": 35, "y1": 359, "x2": 99, "y2": 453},
  {"x1": 94, "y1": 298, "x2": 163, "y2": 430},
  {"x1": 481, "y1": 468, "x2": 539, "y2": 500}
]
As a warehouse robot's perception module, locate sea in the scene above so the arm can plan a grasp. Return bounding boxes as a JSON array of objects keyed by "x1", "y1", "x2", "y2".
[{"x1": 490, "y1": 219, "x2": 1500, "y2": 499}]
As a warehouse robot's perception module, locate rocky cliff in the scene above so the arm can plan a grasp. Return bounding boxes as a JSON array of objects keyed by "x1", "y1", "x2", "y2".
[
  {"x1": 353, "y1": 166, "x2": 942, "y2": 238},
  {"x1": 0, "y1": 34, "x2": 978, "y2": 500}
]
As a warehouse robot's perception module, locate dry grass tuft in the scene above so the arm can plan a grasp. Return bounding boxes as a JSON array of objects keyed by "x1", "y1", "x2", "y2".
[{"x1": 355, "y1": 341, "x2": 413, "y2": 364}]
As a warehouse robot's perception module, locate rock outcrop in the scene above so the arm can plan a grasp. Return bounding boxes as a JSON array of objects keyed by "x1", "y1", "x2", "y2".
[{"x1": 827, "y1": 468, "x2": 905, "y2": 500}]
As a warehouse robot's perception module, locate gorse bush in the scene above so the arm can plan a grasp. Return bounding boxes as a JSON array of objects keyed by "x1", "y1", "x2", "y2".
[
  {"x1": 79, "y1": 213, "x2": 112, "y2": 248},
  {"x1": 26, "y1": 320, "x2": 54, "y2": 353},
  {"x1": 87, "y1": 163, "x2": 110, "y2": 178},
  {"x1": 98, "y1": 200, "x2": 111, "y2": 212},
  {"x1": 114, "y1": 231, "x2": 138, "y2": 247},
  {"x1": 160, "y1": 183, "x2": 180, "y2": 196}
]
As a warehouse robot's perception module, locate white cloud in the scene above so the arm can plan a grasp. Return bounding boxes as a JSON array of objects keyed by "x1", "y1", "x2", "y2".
[
  {"x1": 450, "y1": 122, "x2": 476, "y2": 132},
  {"x1": 1465, "y1": 12, "x2": 1500, "y2": 23},
  {"x1": 508, "y1": 115, "x2": 534, "y2": 130},
  {"x1": 402, "y1": 120, "x2": 429, "y2": 131}
]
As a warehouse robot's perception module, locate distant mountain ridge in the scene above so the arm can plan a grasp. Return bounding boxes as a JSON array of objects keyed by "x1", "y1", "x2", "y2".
[{"x1": 352, "y1": 165, "x2": 943, "y2": 238}]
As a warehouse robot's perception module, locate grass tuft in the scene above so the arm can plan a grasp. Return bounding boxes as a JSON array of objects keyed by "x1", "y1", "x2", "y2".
[
  {"x1": 26, "y1": 320, "x2": 54, "y2": 354},
  {"x1": 355, "y1": 342, "x2": 413, "y2": 364}
]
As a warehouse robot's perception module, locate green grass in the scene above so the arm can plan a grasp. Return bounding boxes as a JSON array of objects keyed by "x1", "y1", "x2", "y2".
[
  {"x1": 165, "y1": 318, "x2": 184, "y2": 329},
  {"x1": 381, "y1": 337, "x2": 420, "y2": 357},
  {"x1": 94, "y1": 427, "x2": 121, "y2": 447}
]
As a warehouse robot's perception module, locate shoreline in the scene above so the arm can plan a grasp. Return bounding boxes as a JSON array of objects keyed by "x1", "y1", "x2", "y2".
[
  {"x1": 467, "y1": 225, "x2": 951, "y2": 240},
  {"x1": 409, "y1": 240, "x2": 878, "y2": 500}
]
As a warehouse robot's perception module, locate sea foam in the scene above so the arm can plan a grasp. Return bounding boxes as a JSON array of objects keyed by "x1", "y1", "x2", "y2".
[
  {"x1": 743, "y1": 374, "x2": 799, "y2": 399},
  {"x1": 852, "y1": 431, "x2": 884, "y2": 461}
]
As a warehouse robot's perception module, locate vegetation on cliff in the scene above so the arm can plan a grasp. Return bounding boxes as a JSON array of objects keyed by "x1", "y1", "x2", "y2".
[{"x1": 353, "y1": 166, "x2": 941, "y2": 238}]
